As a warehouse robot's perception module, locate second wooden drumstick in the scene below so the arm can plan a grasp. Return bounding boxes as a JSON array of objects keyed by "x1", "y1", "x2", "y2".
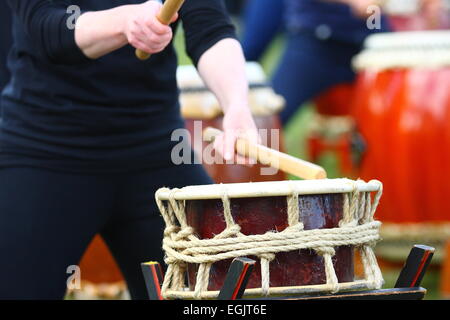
[
  {"x1": 203, "y1": 127, "x2": 327, "y2": 180},
  {"x1": 135, "y1": 0, "x2": 185, "y2": 61}
]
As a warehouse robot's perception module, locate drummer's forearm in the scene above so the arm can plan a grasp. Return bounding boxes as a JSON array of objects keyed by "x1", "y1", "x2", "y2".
[
  {"x1": 75, "y1": 6, "x2": 130, "y2": 59},
  {"x1": 197, "y1": 38, "x2": 251, "y2": 115}
]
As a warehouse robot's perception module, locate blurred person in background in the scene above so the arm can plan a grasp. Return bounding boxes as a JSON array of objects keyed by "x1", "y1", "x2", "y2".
[
  {"x1": 241, "y1": 0, "x2": 285, "y2": 62},
  {"x1": 241, "y1": 0, "x2": 391, "y2": 125},
  {"x1": 0, "y1": 2, "x2": 12, "y2": 92}
]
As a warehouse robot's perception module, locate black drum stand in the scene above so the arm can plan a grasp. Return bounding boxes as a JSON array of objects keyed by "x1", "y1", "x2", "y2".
[{"x1": 141, "y1": 245, "x2": 435, "y2": 301}]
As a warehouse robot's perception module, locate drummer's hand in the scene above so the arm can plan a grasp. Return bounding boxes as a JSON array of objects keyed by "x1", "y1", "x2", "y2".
[
  {"x1": 123, "y1": 1, "x2": 178, "y2": 54},
  {"x1": 214, "y1": 106, "x2": 260, "y2": 165}
]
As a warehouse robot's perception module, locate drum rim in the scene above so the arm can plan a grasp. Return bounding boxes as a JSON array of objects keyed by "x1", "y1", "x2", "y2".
[
  {"x1": 354, "y1": 31, "x2": 450, "y2": 70},
  {"x1": 177, "y1": 62, "x2": 285, "y2": 119},
  {"x1": 363, "y1": 30, "x2": 450, "y2": 50},
  {"x1": 156, "y1": 178, "x2": 382, "y2": 201}
]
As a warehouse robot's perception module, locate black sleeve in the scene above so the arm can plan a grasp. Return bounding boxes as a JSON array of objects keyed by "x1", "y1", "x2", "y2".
[
  {"x1": 180, "y1": 0, "x2": 238, "y2": 66},
  {"x1": 7, "y1": 0, "x2": 89, "y2": 64}
]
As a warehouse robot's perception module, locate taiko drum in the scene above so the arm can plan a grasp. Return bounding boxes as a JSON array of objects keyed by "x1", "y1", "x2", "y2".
[{"x1": 352, "y1": 31, "x2": 450, "y2": 224}]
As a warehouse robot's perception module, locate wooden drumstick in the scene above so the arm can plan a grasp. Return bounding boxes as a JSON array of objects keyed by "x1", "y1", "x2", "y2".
[
  {"x1": 135, "y1": 0, "x2": 185, "y2": 61},
  {"x1": 203, "y1": 127, "x2": 327, "y2": 180}
]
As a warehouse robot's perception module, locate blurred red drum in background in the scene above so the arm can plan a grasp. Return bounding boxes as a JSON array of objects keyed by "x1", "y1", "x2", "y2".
[
  {"x1": 352, "y1": 30, "x2": 450, "y2": 225},
  {"x1": 314, "y1": 83, "x2": 355, "y2": 117},
  {"x1": 307, "y1": 83, "x2": 358, "y2": 177}
]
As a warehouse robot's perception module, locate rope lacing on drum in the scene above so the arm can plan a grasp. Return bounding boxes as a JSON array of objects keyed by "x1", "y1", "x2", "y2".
[{"x1": 156, "y1": 180, "x2": 384, "y2": 300}]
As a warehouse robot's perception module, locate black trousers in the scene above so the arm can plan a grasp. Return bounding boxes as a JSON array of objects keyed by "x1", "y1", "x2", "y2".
[{"x1": 0, "y1": 163, "x2": 212, "y2": 300}]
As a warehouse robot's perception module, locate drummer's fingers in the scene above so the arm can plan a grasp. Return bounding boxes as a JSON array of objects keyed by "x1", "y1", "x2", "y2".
[
  {"x1": 223, "y1": 131, "x2": 238, "y2": 161},
  {"x1": 170, "y1": 12, "x2": 179, "y2": 23},
  {"x1": 129, "y1": 38, "x2": 154, "y2": 55},
  {"x1": 245, "y1": 128, "x2": 261, "y2": 145},
  {"x1": 214, "y1": 133, "x2": 254, "y2": 165},
  {"x1": 130, "y1": 22, "x2": 169, "y2": 54},
  {"x1": 213, "y1": 134, "x2": 226, "y2": 160},
  {"x1": 235, "y1": 153, "x2": 256, "y2": 167}
]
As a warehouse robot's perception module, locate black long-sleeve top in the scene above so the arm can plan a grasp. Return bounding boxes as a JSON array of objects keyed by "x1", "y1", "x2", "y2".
[
  {"x1": 0, "y1": 2, "x2": 12, "y2": 91},
  {"x1": 1, "y1": 0, "x2": 236, "y2": 173}
]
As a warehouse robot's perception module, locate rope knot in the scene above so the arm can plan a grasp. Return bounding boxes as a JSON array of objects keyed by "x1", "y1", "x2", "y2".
[
  {"x1": 339, "y1": 220, "x2": 358, "y2": 228},
  {"x1": 175, "y1": 226, "x2": 195, "y2": 241},
  {"x1": 259, "y1": 253, "x2": 276, "y2": 262},
  {"x1": 316, "y1": 247, "x2": 336, "y2": 257},
  {"x1": 366, "y1": 240, "x2": 379, "y2": 249},
  {"x1": 214, "y1": 224, "x2": 241, "y2": 239},
  {"x1": 164, "y1": 256, "x2": 177, "y2": 265},
  {"x1": 282, "y1": 223, "x2": 304, "y2": 233},
  {"x1": 164, "y1": 225, "x2": 180, "y2": 237}
]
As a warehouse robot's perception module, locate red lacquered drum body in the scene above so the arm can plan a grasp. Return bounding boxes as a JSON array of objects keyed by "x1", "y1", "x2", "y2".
[
  {"x1": 178, "y1": 63, "x2": 287, "y2": 183},
  {"x1": 308, "y1": 83, "x2": 357, "y2": 177},
  {"x1": 315, "y1": 83, "x2": 355, "y2": 116},
  {"x1": 352, "y1": 31, "x2": 450, "y2": 224},
  {"x1": 186, "y1": 195, "x2": 353, "y2": 290}
]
